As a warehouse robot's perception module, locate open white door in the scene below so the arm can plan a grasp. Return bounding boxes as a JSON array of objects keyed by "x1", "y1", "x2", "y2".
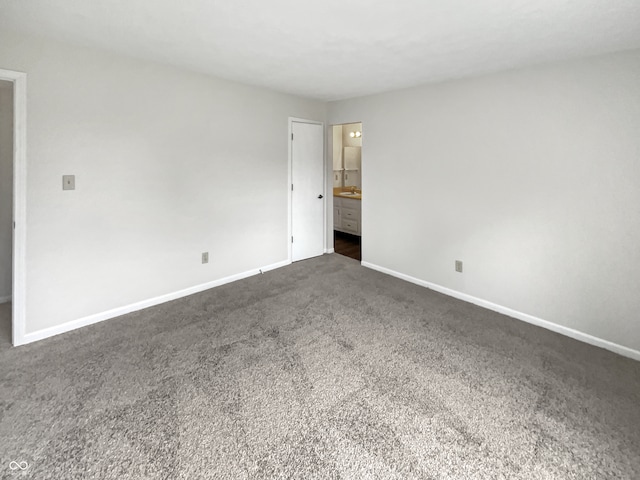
[{"x1": 291, "y1": 120, "x2": 324, "y2": 262}]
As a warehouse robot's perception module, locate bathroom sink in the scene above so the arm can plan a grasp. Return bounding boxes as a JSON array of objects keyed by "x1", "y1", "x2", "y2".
[{"x1": 339, "y1": 192, "x2": 360, "y2": 196}]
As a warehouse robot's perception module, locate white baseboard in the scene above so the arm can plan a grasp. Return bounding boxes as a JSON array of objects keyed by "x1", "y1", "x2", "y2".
[
  {"x1": 0, "y1": 295, "x2": 11, "y2": 304},
  {"x1": 20, "y1": 259, "x2": 291, "y2": 346},
  {"x1": 361, "y1": 261, "x2": 640, "y2": 362},
  {"x1": 325, "y1": 248, "x2": 335, "y2": 254}
]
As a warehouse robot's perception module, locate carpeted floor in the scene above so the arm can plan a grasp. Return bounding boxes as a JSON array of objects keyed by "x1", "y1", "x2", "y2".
[
  {"x1": 1, "y1": 254, "x2": 639, "y2": 479},
  {"x1": 0, "y1": 302, "x2": 10, "y2": 350}
]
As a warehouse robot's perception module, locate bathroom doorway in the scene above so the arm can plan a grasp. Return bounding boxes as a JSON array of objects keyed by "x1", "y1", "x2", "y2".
[{"x1": 331, "y1": 122, "x2": 362, "y2": 261}]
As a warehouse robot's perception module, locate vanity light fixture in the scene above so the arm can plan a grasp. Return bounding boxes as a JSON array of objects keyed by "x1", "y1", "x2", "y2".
[{"x1": 349, "y1": 131, "x2": 362, "y2": 138}]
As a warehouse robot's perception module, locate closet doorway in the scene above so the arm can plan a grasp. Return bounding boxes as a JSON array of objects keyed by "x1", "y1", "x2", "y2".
[
  {"x1": 331, "y1": 122, "x2": 362, "y2": 262},
  {"x1": 0, "y1": 68, "x2": 26, "y2": 347},
  {"x1": 0, "y1": 79, "x2": 12, "y2": 347}
]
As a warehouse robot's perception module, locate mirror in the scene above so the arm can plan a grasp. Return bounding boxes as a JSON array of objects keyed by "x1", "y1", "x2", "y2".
[{"x1": 332, "y1": 122, "x2": 362, "y2": 188}]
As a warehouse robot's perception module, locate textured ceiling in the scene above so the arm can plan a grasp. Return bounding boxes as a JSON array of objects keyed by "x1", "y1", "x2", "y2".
[{"x1": 2, "y1": 0, "x2": 640, "y2": 100}]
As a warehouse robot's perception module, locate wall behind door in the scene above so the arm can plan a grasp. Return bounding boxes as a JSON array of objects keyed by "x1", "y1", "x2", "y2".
[{"x1": 0, "y1": 80, "x2": 12, "y2": 302}]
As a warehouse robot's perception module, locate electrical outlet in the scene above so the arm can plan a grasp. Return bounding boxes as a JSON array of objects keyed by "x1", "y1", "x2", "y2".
[
  {"x1": 455, "y1": 260, "x2": 463, "y2": 273},
  {"x1": 202, "y1": 252, "x2": 209, "y2": 264}
]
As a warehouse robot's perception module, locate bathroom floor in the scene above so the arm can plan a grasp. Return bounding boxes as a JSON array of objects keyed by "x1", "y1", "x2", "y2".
[{"x1": 334, "y1": 230, "x2": 361, "y2": 261}]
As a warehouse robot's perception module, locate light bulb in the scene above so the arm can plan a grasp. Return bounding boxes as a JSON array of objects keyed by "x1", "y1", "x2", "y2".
[
  {"x1": 350, "y1": 132, "x2": 355, "y2": 138},
  {"x1": 355, "y1": 131, "x2": 361, "y2": 137}
]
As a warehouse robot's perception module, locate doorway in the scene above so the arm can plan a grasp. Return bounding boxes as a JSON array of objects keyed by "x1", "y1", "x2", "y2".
[
  {"x1": 289, "y1": 118, "x2": 325, "y2": 262},
  {"x1": 0, "y1": 68, "x2": 26, "y2": 347},
  {"x1": 331, "y1": 122, "x2": 362, "y2": 262},
  {"x1": 0, "y1": 79, "x2": 12, "y2": 347}
]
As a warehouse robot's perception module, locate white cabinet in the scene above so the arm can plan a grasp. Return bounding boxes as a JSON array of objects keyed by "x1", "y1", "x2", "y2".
[{"x1": 333, "y1": 197, "x2": 361, "y2": 236}]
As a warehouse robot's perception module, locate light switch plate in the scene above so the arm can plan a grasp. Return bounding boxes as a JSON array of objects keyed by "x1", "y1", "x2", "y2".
[{"x1": 62, "y1": 175, "x2": 75, "y2": 190}]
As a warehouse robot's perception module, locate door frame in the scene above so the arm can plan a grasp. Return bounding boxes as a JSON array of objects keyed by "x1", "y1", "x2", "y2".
[
  {"x1": 0, "y1": 69, "x2": 27, "y2": 346},
  {"x1": 287, "y1": 117, "x2": 326, "y2": 263}
]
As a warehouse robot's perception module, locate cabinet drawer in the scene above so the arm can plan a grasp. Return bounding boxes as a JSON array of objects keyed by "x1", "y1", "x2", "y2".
[
  {"x1": 341, "y1": 198, "x2": 359, "y2": 210},
  {"x1": 342, "y1": 219, "x2": 359, "y2": 234},
  {"x1": 342, "y1": 207, "x2": 359, "y2": 221}
]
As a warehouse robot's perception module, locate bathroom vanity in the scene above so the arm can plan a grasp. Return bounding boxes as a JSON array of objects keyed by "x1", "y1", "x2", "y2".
[{"x1": 333, "y1": 191, "x2": 361, "y2": 236}]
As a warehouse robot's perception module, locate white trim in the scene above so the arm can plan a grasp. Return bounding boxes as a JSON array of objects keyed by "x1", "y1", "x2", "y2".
[
  {"x1": 287, "y1": 119, "x2": 293, "y2": 263},
  {"x1": 0, "y1": 295, "x2": 12, "y2": 304},
  {"x1": 20, "y1": 259, "x2": 291, "y2": 345},
  {"x1": 362, "y1": 261, "x2": 640, "y2": 362},
  {"x1": 287, "y1": 117, "x2": 326, "y2": 263},
  {"x1": 0, "y1": 69, "x2": 27, "y2": 347},
  {"x1": 325, "y1": 248, "x2": 335, "y2": 254}
]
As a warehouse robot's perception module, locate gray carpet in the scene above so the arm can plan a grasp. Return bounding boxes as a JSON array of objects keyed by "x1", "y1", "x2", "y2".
[
  {"x1": 1, "y1": 254, "x2": 639, "y2": 479},
  {"x1": 0, "y1": 302, "x2": 10, "y2": 350}
]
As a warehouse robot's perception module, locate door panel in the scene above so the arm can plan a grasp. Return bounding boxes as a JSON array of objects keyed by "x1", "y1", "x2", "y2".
[{"x1": 291, "y1": 121, "x2": 324, "y2": 262}]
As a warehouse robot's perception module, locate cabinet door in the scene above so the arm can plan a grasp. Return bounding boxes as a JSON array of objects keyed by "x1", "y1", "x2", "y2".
[
  {"x1": 341, "y1": 198, "x2": 361, "y2": 235},
  {"x1": 333, "y1": 206, "x2": 341, "y2": 228},
  {"x1": 341, "y1": 219, "x2": 359, "y2": 234},
  {"x1": 342, "y1": 207, "x2": 358, "y2": 222}
]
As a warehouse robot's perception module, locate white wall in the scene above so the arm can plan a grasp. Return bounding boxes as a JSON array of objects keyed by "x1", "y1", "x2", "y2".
[
  {"x1": 0, "y1": 80, "x2": 12, "y2": 301},
  {"x1": 332, "y1": 125, "x2": 342, "y2": 186},
  {"x1": 328, "y1": 50, "x2": 640, "y2": 353},
  {"x1": 0, "y1": 29, "x2": 325, "y2": 336}
]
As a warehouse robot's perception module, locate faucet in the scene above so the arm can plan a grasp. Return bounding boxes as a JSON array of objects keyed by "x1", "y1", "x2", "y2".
[{"x1": 351, "y1": 186, "x2": 356, "y2": 194}]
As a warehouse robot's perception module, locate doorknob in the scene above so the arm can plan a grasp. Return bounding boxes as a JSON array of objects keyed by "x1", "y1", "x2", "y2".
[{"x1": 318, "y1": 194, "x2": 323, "y2": 199}]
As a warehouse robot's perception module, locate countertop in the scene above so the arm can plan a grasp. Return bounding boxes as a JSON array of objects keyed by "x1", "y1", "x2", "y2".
[{"x1": 333, "y1": 187, "x2": 362, "y2": 200}]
